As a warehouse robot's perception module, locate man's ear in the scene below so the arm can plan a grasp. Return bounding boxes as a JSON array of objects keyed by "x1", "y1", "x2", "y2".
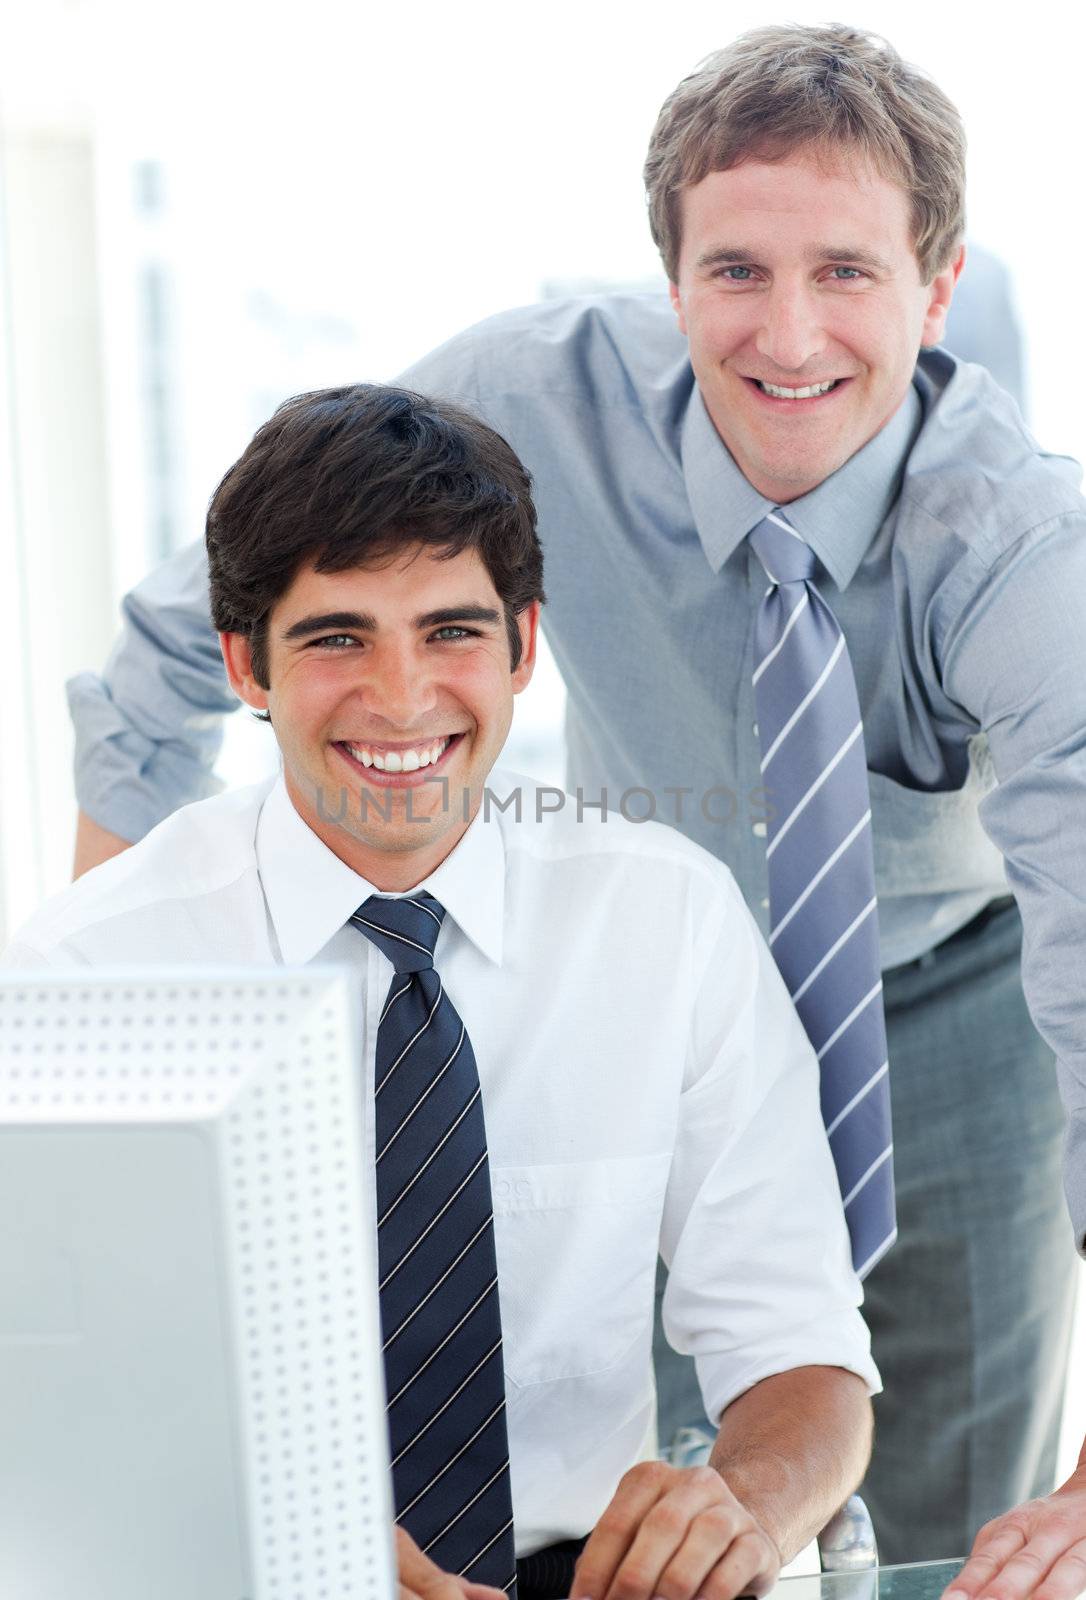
[
  {"x1": 669, "y1": 280, "x2": 688, "y2": 337},
  {"x1": 511, "y1": 601, "x2": 542, "y2": 694},
  {"x1": 920, "y1": 242, "x2": 966, "y2": 349},
  {"x1": 220, "y1": 632, "x2": 270, "y2": 713}
]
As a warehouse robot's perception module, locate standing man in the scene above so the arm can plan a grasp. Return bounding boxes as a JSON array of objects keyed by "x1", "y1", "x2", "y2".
[{"x1": 68, "y1": 24, "x2": 1086, "y2": 1595}]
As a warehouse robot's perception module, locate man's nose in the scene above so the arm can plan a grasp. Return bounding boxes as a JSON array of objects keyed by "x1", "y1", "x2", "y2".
[
  {"x1": 755, "y1": 284, "x2": 828, "y2": 372},
  {"x1": 361, "y1": 643, "x2": 439, "y2": 726}
]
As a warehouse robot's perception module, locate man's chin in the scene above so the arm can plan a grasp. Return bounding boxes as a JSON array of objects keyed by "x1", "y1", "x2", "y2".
[
  {"x1": 326, "y1": 790, "x2": 449, "y2": 841},
  {"x1": 746, "y1": 442, "x2": 853, "y2": 502},
  {"x1": 288, "y1": 769, "x2": 436, "y2": 835}
]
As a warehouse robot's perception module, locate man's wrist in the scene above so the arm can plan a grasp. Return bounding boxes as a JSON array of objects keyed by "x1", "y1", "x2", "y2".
[
  {"x1": 709, "y1": 1451, "x2": 790, "y2": 1564},
  {"x1": 1057, "y1": 1460, "x2": 1086, "y2": 1495}
]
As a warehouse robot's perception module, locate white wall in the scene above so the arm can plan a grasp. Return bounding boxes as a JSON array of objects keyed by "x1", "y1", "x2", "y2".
[
  {"x1": 0, "y1": 126, "x2": 116, "y2": 945},
  {"x1": 0, "y1": 140, "x2": 36, "y2": 946}
]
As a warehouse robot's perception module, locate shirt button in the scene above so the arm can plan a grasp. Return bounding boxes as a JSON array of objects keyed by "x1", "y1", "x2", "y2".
[
  {"x1": 752, "y1": 722, "x2": 759, "y2": 737},
  {"x1": 752, "y1": 821, "x2": 767, "y2": 837},
  {"x1": 761, "y1": 897, "x2": 770, "y2": 910}
]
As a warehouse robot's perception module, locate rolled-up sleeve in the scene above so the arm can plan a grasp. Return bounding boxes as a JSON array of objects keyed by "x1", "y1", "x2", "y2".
[
  {"x1": 69, "y1": 540, "x2": 238, "y2": 841},
  {"x1": 659, "y1": 874, "x2": 880, "y2": 1422}
]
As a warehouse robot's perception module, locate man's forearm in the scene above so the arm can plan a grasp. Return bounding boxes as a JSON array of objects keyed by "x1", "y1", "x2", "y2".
[
  {"x1": 72, "y1": 810, "x2": 134, "y2": 879},
  {"x1": 710, "y1": 1365, "x2": 873, "y2": 1564},
  {"x1": 573, "y1": 1365, "x2": 872, "y2": 1600}
]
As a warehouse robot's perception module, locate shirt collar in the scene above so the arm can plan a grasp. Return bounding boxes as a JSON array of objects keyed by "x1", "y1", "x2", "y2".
[
  {"x1": 681, "y1": 376, "x2": 922, "y2": 590},
  {"x1": 256, "y1": 774, "x2": 506, "y2": 968}
]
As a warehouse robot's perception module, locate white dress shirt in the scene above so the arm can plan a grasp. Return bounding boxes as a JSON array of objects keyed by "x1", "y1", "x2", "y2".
[{"x1": 5, "y1": 770, "x2": 878, "y2": 1553}]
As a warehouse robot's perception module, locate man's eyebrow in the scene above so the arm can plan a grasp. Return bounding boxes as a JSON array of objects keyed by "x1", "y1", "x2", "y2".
[
  {"x1": 695, "y1": 247, "x2": 761, "y2": 270},
  {"x1": 814, "y1": 245, "x2": 893, "y2": 273},
  {"x1": 282, "y1": 611, "x2": 376, "y2": 640},
  {"x1": 280, "y1": 604, "x2": 503, "y2": 641},
  {"x1": 414, "y1": 604, "x2": 502, "y2": 629},
  {"x1": 695, "y1": 244, "x2": 893, "y2": 273}
]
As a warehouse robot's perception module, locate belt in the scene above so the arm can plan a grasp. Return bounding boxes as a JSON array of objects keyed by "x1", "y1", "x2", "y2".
[
  {"x1": 938, "y1": 893, "x2": 1015, "y2": 947},
  {"x1": 516, "y1": 1537, "x2": 588, "y2": 1600},
  {"x1": 889, "y1": 894, "x2": 1016, "y2": 973}
]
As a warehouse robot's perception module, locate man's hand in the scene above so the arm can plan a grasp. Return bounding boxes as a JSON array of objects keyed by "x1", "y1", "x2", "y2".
[
  {"x1": 73, "y1": 809, "x2": 133, "y2": 879},
  {"x1": 394, "y1": 1525, "x2": 508, "y2": 1600},
  {"x1": 571, "y1": 1461, "x2": 781, "y2": 1600},
  {"x1": 945, "y1": 1469, "x2": 1086, "y2": 1600}
]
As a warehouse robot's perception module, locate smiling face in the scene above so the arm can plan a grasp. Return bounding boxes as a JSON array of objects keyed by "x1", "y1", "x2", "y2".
[
  {"x1": 221, "y1": 546, "x2": 538, "y2": 890},
  {"x1": 669, "y1": 146, "x2": 963, "y2": 503}
]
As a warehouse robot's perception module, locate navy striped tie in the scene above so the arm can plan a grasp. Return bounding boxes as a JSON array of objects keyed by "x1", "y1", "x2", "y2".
[
  {"x1": 749, "y1": 509, "x2": 896, "y2": 1279},
  {"x1": 350, "y1": 891, "x2": 517, "y2": 1592}
]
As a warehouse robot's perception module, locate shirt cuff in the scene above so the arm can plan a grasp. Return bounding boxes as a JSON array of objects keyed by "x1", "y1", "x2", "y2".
[{"x1": 695, "y1": 1324, "x2": 882, "y2": 1427}]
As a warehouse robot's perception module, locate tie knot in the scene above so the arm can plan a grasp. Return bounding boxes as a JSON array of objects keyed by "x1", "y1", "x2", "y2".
[
  {"x1": 748, "y1": 510, "x2": 817, "y2": 585},
  {"x1": 349, "y1": 891, "x2": 446, "y2": 972}
]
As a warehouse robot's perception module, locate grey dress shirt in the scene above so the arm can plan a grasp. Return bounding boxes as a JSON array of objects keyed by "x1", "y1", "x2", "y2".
[{"x1": 69, "y1": 292, "x2": 1086, "y2": 1233}]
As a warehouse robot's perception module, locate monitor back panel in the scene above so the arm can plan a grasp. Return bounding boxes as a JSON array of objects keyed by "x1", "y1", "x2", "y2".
[{"x1": 0, "y1": 967, "x2": 395, "y2": 1600}]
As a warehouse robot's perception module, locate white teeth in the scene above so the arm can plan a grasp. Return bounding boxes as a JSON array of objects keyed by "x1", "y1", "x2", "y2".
[
  {"x1": 758, "y1": 379, "x2": 838, "y2": 399},
  {"x1": 344, "y1": 737, "x2": 451, "y2": 772}
]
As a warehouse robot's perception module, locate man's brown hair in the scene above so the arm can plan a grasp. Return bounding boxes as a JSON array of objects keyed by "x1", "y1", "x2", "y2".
[
  {"x1": 207, "y1": 384, "x2": 545, "y2": 686},
  {"x1": 644, "y1": 23, "x2": 966, "y2": 284}
]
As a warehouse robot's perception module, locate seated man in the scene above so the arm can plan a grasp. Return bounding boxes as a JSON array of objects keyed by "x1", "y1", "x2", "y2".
[{"x1": 4, "y1": 385, "x2": 877, "y2": 1600}]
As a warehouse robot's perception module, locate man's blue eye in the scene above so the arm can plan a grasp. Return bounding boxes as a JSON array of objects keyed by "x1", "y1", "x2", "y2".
[
  {"x1": 832, "y1": 266, "x2": 862, "y2": 279},
  {"x1": 725, "y1": 266, "x2": 753, "y2": 280}
]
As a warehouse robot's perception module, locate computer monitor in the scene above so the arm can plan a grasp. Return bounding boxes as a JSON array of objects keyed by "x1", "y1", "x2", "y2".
[{"x1": 0, "y1": 966, "x2": 396, "y2": 1600}]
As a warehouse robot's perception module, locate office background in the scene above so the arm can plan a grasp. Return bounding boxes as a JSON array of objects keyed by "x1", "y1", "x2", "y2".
[{"x1": 1, "y1": 0, "x2": 1084, "y2": 1476}]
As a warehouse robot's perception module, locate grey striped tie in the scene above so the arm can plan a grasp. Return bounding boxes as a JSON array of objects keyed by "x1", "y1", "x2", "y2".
[{"x1": 749, "y1": 509, "x2": 896, "y2": 1279}]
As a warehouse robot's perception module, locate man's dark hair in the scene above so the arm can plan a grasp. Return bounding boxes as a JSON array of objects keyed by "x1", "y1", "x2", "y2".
[{"x1": 207, "y1": 383, "x2": 545, "y2": 685}]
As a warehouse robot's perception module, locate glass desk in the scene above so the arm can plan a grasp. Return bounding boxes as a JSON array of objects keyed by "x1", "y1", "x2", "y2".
[{"x1": 776, "y1": 1560, "x2": 965, "y2": 1600}]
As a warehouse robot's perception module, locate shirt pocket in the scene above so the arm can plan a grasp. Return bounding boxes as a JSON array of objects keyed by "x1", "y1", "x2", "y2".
[{"x1": 489, "y1": 1151, "x2": 670, "y2": 1388}]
